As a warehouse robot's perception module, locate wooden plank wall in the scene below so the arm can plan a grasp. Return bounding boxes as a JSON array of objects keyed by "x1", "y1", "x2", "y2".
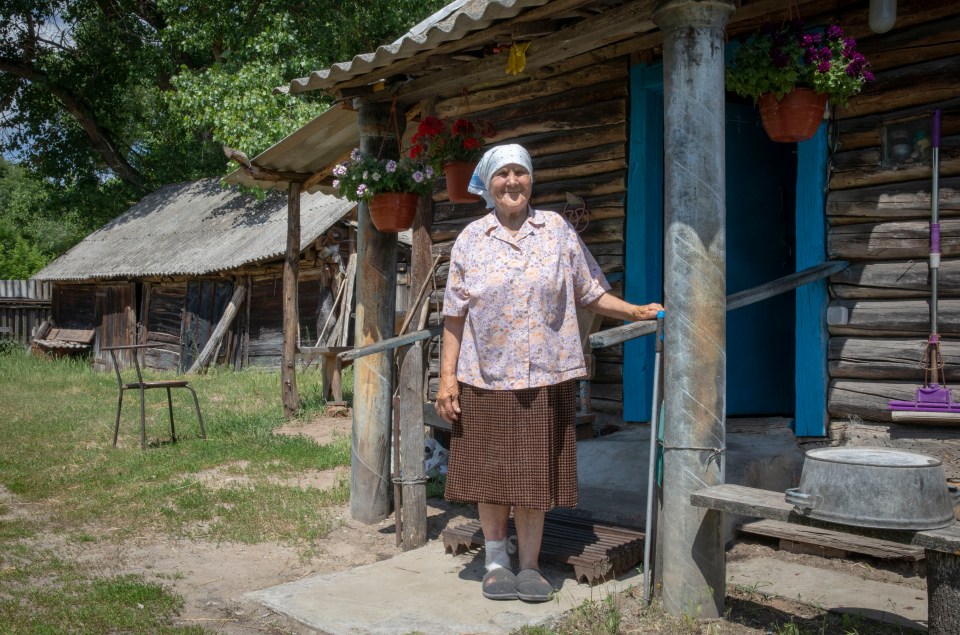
[
  {"x1": 825, "y1": 3, "x2": 960, "y2": 454},
  {"x1": 424, "y1": 57, "x2": 629, "y2": 417},
  {"x1": 0, "y1": 279, "x2": 51, "y2": 345}
]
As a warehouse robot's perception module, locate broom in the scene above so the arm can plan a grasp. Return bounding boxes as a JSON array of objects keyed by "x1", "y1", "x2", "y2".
[{"x1": 889, "y1": 110, "x2": 960, "y2": 421}]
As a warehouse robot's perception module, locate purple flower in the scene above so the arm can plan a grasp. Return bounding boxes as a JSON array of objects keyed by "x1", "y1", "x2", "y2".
[
  {"x1": 350, "y1": 148, "x2": 361, "y2": 161},
  {"x1": 332, "y1": 179, "x2": 340, "y2": 188},
  {"x1": 843, "y1": 37, "x2": 857, "y2": 57},
  {"x1": 772, "y1": 51, "x2": 790, "y2": 68},
  {"x1": 412, "y1": 171, "x2": 424, "y2": 183},
  {"x1": 385, "y1": 160, "x2": 397, "y2": 173},
  {"x1": 817, "y1": 60, "x2": 831, "y2": 73},
  {"x1": 800, "y1": 34, "x2": 815, "y2": 48},
  {"x1": 425, "y1": 166, "x2": 434, "y2": 179},
  {"x1": 826, "y1": 25, "x2": 844, "y2": 40},
  {"x1": 863, "y1": 71, "x2": 875, "y2": 82},
  {"x1": 818, "y1": 47, "x2": 832, "y2": 61},
  {"x1": 333, "y1": 164, "x2": 347, "y2": 177},
  {"x1": 811, "y1": 33, "x2": 822, "y2": 46},
  {"x1": 357, "y1": 184, "x2": 367, "y2": 198},
  {"x1": 803, "y1": 49, "x2": 817, "y2": 65}
]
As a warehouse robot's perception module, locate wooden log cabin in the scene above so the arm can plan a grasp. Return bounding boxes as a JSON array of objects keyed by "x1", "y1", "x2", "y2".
[
  {"x1": 30, "y1": 178, "x2": 402, "y2": 373},
  {"x1": 233, "y1": 0, "x2": 960, "y2": 474}
]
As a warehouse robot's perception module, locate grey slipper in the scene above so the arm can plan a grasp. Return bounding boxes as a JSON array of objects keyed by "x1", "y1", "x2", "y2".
[
  {"x1": 482, "y1": 568, "x2": 518, "y2": 600},
  {"x1": 516, "y1": 568, "x2": 554, "y2": 603}
]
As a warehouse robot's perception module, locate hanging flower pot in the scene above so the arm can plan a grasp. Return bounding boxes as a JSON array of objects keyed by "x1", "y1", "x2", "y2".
[
  {"x1": 368, "y1": 192, "x2": 419, "y2": 232},
  {"x1": 444, "y1": 161, "x2": 481, "y2": 204},
  {"x1": 758, "y1": 89, "x2": 829, "y2": 143}
]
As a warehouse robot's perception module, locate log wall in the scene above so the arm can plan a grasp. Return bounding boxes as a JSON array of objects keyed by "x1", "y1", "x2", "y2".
[
  {"x1": 423, "y1": 57, "x2": 630, "y2": 418},
  {"x1": 0, "y1": 279, "x2": 52, "y2": 345},
  {"x1": 825, "y1": 4, "x2": 960, "y2": 461}
]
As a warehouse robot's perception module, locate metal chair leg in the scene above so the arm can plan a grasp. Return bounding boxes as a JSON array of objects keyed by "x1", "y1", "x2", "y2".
[
  {"x1": 166, "y1": 387, "x2": 176, "y2": 443},
  {"x1": 139, "y1": 386, "x2": 147, "y2": 450},
  {"x1": 113, "y1": 389, "x2": 124, "y2": 448},
  {"x1": 187, "y1": 386, "x2": 206, "y2": 440}
]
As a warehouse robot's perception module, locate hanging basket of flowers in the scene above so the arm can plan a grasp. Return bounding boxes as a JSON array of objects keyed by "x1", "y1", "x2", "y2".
[
  {"x1": 332, "y1": 149, "x2": 436, "y2": 233},
  {"x1": 410, "y1": 116, "x2": 496, "y2": 204},
  {"x1": 726, "y1": 20, "x2": 874, "y2": 143}
]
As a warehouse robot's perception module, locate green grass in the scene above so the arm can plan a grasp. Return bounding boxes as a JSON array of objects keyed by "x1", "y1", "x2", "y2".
[{"x1": 0, "y1": 349, "x2": 354, "y2": 632}]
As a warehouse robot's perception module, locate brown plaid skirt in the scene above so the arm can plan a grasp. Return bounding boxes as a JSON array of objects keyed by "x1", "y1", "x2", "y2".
[{"x1": 444, "y1": 380, "x2": 577, "y2": 511}]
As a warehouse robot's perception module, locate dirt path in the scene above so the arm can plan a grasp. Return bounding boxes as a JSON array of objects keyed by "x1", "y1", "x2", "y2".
[{"x1": 1, "y1": 412, "x2": 930, "y2": 634}]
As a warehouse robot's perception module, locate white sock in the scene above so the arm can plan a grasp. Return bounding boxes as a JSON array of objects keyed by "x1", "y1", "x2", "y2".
[{"x1": 484, "y1": 539, "x2": 511, "y2": 572}]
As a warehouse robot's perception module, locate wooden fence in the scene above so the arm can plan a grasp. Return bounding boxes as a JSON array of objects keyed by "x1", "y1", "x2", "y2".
[{"x1": 0, "y1": 280, "x2": 52, "y2": 345}]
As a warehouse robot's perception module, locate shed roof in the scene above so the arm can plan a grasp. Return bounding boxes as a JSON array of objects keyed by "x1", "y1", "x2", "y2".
[
  {"x1": 223, "y1": 105, "x2": 359, "y2": 193},
  {"x1": 281, "y1": 0, "x2": 549, "y2": 95},
  {"x1": 33, "y1": 178, "x2": 354, "y2": 282}
]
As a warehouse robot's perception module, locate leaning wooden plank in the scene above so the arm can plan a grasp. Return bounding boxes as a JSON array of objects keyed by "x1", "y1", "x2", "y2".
[
  {"x1": 187, "y1": 286, "x2": 246, "y2": 373},
  {"x1": 739, "y1": 519, "x2": 924, "y2": 561}
]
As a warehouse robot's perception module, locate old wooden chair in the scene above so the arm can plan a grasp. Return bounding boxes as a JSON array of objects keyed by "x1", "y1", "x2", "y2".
[{"x1": 105, "y1": 344, "x2": 206, "y2": 450}]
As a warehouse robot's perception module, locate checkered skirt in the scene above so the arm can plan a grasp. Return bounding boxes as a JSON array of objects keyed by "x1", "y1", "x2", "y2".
[{"x1": 444, "y1": 380, "x2": 577, "y2": 511}]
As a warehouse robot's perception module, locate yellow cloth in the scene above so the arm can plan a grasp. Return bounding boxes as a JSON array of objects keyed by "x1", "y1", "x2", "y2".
[{"x1": 505, "y1": 42, "x2": 531, "y2": 75}]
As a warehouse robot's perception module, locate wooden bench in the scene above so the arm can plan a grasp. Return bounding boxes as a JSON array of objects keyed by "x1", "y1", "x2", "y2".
[
  {"x1": 300, "y1": 346, "x2": 353, "y2": 405},
  {"x1": 691, "y1": 484, "x2": 960, "y2": 634}
]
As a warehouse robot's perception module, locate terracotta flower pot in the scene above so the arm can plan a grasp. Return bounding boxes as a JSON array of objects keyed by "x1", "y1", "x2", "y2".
[
  {"x1": 368, "y1": 192, "x2": 419, "y2": 232},
  {"x1": 758, "y1": 89, "x2": 828, "y2": 143},
  {"x1": 444, "y1": 161, "x2": 482, "y2": 204}
]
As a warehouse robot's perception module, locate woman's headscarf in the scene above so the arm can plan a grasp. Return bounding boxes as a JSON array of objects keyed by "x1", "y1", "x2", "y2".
[{"x1": 467, "y1": 144, "x2": 534, "y2": 209}]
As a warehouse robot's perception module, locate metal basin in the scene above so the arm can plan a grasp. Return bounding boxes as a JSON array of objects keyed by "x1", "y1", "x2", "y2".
[{"x1": 785, "y1": 447, "x2": 960, "y2": 530}]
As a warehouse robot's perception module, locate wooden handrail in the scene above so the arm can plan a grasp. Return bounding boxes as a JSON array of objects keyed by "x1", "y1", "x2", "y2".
[
  {"x1": 337, "y1": 324, "x2": 444, "y2": 362},
  {"x1": 589, "y1": 260, "x2": 849, "y2": 349}
]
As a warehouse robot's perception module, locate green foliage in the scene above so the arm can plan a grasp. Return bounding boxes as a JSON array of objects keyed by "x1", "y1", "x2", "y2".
[
  {"x1": 333, "y1": 150, "x2": 436, "y2": 202},
  {"x1": 725, "y1": 21, "x2": 874, "y2": 106},
  {"x1": 0, "y1": 0, "x2": 447, "y2": 275}
]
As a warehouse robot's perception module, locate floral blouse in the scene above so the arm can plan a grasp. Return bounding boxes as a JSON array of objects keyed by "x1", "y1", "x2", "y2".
[{"x1": 443, "y1": 207, "x2": 610, "y2": 390}]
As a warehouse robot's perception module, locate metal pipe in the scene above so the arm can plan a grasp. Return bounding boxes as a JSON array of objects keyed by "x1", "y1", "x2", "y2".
[{"x1": 643, "y1": 312, "x2": 665, "y2": 604}]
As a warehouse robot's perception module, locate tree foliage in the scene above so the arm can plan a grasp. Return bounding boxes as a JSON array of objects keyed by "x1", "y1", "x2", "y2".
[{"x1": 0, "y1": 0, "x2": 447, "y2": 274}]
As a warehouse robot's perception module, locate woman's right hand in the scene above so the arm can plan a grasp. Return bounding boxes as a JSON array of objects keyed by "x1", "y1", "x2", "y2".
[{"x1": 435, "y1": 374, "x2": 461, "y2": 423}]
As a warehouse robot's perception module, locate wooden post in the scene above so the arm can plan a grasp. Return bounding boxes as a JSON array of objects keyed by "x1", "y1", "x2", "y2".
[
  {"x1": 282, "y1": 182, "x2": 302, "y2": 419},
  {"x1": 351, "y1": 100, "x2": 402, "y2": 524},
  {"x1": 927, "y1": 550, "x2": 960, "y2": 635},
  {"x1": 187, "y1": 286, "x2": 246, "y2": 373},
  {"x1": 654, "y1": 0, "x2": 735, "y2": 619}
]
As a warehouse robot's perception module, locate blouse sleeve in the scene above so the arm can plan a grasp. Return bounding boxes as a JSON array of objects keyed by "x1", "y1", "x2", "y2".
[
  {"x1": 568, "y1": 226, "x2": 610, "y2": 307},
  {"x1": 443, "y1": 235, "x2": 470, "y2": 316}
]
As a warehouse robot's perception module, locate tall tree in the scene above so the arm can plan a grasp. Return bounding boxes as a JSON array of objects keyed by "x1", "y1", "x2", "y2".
[
  {"x1": 1, "y1": 0, "x2": 447, "y2": 190},
  {"x1": 0, "y1": 0, "x2": 446, "y2": 275}
]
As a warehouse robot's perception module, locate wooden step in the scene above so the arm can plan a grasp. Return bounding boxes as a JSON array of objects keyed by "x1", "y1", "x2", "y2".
[
  {"x1": 739, "y1": 519, "x2": 925, "y2": 561},
  {"x1": 441, "y1": 509, "x2": 645, "y2": 586}
]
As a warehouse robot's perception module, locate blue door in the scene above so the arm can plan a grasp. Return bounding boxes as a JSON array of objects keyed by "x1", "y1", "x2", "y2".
[{"x1": 624, "y1": 62, "x2": 814, "y2": 422}]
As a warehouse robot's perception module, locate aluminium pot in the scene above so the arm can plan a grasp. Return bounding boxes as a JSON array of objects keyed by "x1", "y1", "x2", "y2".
[{"x1": 785, "y1": 447, "x2": 960, "y2": 530}]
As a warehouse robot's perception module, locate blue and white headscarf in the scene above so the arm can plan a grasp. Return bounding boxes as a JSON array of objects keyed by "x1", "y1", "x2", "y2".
[{"x1": 467, "y1": 144, "x2": 534, "y2": 209}]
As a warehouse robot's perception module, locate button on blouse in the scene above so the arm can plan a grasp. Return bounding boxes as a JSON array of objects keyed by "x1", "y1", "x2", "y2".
[{"x1": 443, "y1": 208, "x2": 610, "y2": 390}]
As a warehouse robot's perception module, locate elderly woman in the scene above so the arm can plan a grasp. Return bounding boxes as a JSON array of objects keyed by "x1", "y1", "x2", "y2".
[{"x1": 435, "y1": 144, "x2": 663, "y2": 602}]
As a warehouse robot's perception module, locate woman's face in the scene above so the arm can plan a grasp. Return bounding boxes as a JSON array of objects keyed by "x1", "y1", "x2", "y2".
[{"x1": 489, "y1": 163, "x2": 532, "y2": 216}]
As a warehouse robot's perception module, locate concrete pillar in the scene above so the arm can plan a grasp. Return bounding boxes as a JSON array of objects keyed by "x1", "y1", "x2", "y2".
[
  {"x1": 351, "y1": 101, "x2": 401, "y2": 524},
  {"x1": 653, "y1": 0, "x2": 735, "y2": 618}
]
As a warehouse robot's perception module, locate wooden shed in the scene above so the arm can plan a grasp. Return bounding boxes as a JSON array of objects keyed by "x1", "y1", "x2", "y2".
[{"x1": 30, "y1": 178, "x2": 403, "y2": 373}]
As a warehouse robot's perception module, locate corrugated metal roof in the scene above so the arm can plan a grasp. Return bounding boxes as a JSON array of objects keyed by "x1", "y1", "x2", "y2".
[
  {"x1": 34, "y1": 178, "x2": 354, "y2": 282},
  {"x1": 224, "y1": 105, "x2": 359, "y2": 193},
  {"x1": 282, "y1": 0, "x2": 550, "y2": 95}
]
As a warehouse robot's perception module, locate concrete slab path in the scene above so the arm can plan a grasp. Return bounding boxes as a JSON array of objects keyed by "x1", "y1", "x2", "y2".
[{"x1": 248, "y1": 542, "x2": 640, "y2": 635}]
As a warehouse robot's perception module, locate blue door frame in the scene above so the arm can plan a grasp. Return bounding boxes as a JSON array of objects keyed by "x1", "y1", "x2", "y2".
[{"x1": 624, "y1": 60, "x2": 829, "y2": 436}]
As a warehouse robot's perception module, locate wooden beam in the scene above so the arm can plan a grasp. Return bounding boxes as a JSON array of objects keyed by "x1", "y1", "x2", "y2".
[
  {"x1": 222, "y1": 145, "x2": 310, "y2": 183},
  {"x1": 338, "y1": 325, "x2": 443, "y2": 362},
  {"x1": 281, "y1": 183, "x2": 302, "y2": 419}
]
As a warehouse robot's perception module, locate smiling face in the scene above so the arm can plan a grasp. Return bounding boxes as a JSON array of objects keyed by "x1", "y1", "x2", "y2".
[{"x1": 488, "y1": 163, "x2": 532, "y2": 217}]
